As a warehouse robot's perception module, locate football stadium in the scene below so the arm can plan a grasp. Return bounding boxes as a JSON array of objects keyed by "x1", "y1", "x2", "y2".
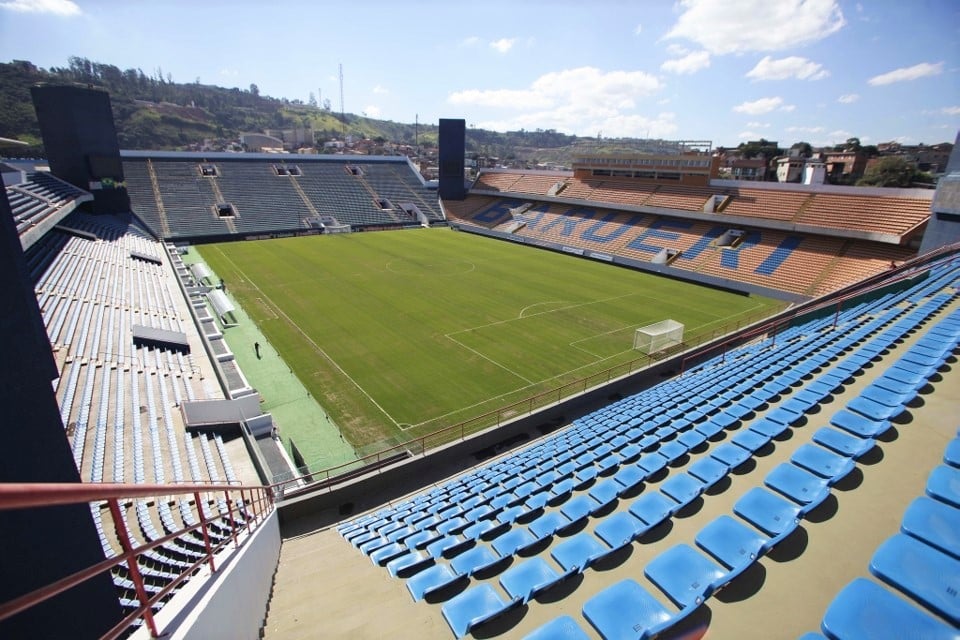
[{"x1": 2, "y1": 85, "x2": 960, "y2": 640}]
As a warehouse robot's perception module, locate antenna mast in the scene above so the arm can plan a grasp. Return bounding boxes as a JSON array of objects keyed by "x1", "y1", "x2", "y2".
[{"x1": 338, "y1": 63, "x2": 346, "y2": 140}]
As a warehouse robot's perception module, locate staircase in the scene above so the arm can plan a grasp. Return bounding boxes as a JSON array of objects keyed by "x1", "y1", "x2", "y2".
[{"x1": 146, "y1": 159, "x2": 171, "y2": 238}]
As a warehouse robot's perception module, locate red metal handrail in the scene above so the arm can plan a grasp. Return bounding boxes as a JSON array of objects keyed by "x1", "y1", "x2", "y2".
[{"x1": 0, "y1": 481, "x2": 274, "y2": 639}]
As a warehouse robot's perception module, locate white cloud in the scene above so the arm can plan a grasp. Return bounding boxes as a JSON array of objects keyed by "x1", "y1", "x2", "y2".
[
  {"x1": 634, "y1": 23, "x2": 643, "y2": 35},
  {"x1": 943, "y1": 106, "x2": 960, "y2": 116},
  {"x1": 746, "y1": 55, "x2": 829, "y2": 81},
  {"x1": 449, "y1": 66, "x2": 668, "y2": 137},
  {"x1": 459, "y1": 36, "x2": 481, "y2": 47},
  {"x1": 838, "y1": 93, "x2": 859, "y2": 104},
  {"x1": 661, "y1": 50, "x2": 711, "y2": 75},
  {"x1": 868, "y1": 61, "x2": 943, "y2": 86},
  {"x1": 746, "y1": 121, "x2": 771, "y2": 128},
  {"x1": 372, "y1": 84, "x2": 389, "y2": 95},
  {"x1": 363, "y1": 106, "x2": 382, "y2": 118},
  {"x1": 219, "y1": 68, "x2": 239, "y2": 77},
  {"x1": 0, "y1": 0, "x2": 80, "y2": 15},
  {"x1": 665, "y1": 0, "x2": 844, "y2": 55},
  {"x1": 786, "y1": 125, "x2": 825, "y2": 133},
  {"x1": 489, "y1": 38, "x2": 516, "y2": 54},
  {"x1": 737, "y1": 131, "x2": 762, "y2": 140},
  {"x1": 733, "y1": 96, "x2": 793, "y2": 115}
]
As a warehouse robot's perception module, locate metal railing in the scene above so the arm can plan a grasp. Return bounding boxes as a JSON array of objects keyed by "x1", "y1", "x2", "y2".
[{"x1": 0, "y1": 481, "x2": 273, "y2": 639}]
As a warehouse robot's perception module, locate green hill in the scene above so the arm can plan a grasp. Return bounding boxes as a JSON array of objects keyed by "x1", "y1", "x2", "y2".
[{"x1": 0, "y1": 57, "x2": 659, "y2": 165}]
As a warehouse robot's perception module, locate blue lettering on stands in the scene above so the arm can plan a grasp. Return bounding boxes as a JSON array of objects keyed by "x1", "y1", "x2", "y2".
[
  {"x1": 756, "y1": 235, "x2": 803, "y2": 275},
  {"x1": 582, "y1": 213, "x2": 645, "y2": 244},
  {"x1": 678, "y1": 225, "x2": 727, "y2": 262},
  {"x1": 522, "y1": 203, "x2": 553, "y2": 229},
  {"x1": 543, "y1": 207, "x2": 596, "y2": 237},
  {"x1": 625, "y1": 218, "x2": 693, "y2": 254},
  {"x1": 473, "y1": 199, "x2": 523, "y2": 224},
  {"x1": 719, "y1": 231, "x2": 761, "y2": 270}
]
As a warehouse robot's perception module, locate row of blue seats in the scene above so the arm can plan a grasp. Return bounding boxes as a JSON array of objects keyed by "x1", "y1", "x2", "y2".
[
  {"x1": 519, "y1": 309, "x2": 960, "y2": 640},
  {"x1": 339, "y1": 286, "x2": 950, "y2": 552},
  {"x1": 802, "y1": 426, "x2": 960, "y2": 639},
  {"x1": 339, "y1": 281, "x2": 959, "y2": 636}
]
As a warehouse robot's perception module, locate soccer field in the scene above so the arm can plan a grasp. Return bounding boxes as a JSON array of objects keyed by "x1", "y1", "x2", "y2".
[{"x1": 199, "y1": 229, "x2": 782, "y2": 460}]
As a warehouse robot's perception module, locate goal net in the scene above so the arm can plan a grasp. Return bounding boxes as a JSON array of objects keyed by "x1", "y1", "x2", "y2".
[{"x1": 634, "y1": 319, "x2": 685, "y2": 354}]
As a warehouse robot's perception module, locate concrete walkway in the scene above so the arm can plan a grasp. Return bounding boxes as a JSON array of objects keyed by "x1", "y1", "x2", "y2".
[{"x1": 183, "y1": 246, "x2": 357, "y2": 474}]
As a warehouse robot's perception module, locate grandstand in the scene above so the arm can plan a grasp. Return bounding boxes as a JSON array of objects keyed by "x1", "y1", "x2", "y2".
[
  {"x1": 2, "y1": 86, "x2": 960, "y2": 640},
  {"x1": 122, "y1": 152, "x2": 445, "y2": 240},
  {"x1": 453, "y1": 169, "x2": 933, "y2": 302}
]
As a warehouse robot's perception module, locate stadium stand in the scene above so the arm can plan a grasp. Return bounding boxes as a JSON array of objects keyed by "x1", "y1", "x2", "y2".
[
  {"x1": 122, "y1": 153, "x2": 444, "y2": 240},
  {"x1": 449, "y1": 189, "x2": 933, "y2": 300},
  {"x1": 20, "y1": 209, "x2": 261, "y2": 623},
  {"x1": 4, "y1": 170, "x2": 93, "y2": 248}
]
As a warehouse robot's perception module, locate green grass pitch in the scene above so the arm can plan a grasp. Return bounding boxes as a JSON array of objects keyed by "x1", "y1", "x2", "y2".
[{"x1": 199, "y1": 229, "x2": 782, "y2": 459}]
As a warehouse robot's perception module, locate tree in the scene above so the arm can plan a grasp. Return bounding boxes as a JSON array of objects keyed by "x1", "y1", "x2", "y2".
[
  {"x1": 857, "y1": 156, "x2": 918, "y2": 187},
  {"x1": 308, "y1": 91, "x2": 317, "y2": 108},
  {"x1": 249, "y1": 83, "x2": 259, "y2": 96},
  {"x1": 791, "y1": 141, "x2": 813, "y2": 158}
]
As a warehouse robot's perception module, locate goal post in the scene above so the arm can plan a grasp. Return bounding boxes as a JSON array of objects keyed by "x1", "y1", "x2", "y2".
[{"x1": 634, "y1": 319, "x2": 685, "y2": 354}]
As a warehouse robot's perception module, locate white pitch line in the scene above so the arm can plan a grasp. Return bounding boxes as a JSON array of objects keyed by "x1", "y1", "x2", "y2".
[
  {"x1": 444, "y1": 333, "x2": 535, "y2": 385},
  {"x1": 212, "y1": 247, "x2": 401, "y2": 428}
]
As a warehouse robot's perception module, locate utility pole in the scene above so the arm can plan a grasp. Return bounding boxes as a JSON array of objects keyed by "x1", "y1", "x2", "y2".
[{"x1": 338, "y1": 63, "x2": 346, "y2": 141}]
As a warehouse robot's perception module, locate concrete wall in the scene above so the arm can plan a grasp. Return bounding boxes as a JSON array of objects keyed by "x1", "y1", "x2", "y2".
[{"x1": 138, "y1": 511, "x2": 282, "y2": 640}]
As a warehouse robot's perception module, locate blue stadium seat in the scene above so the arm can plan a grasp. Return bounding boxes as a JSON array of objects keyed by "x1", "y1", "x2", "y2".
[
  {"x1": 550, "y1": 532, "x2": 610, "y2": 573},
  {"x1": 688, "y1": 456, "x2": 729, "y2": 489},
  {"x1": 529, "y1": 511, "x2": 571, "y2": 539},
  {"x1": 450, "y1": 545, "x2": 506, "y2": 577},
  {"x1": 900, "y1": 496, "x2": 960, "y2": 560},
  {"x1": 660, "y1": 472, "x2": 706, "y2": 512},
  {"x1": 582, "y1": 579, "x2": 675, "y2": 640},
  {"x1": 523, "y1": 615, "x2": 591, "y2": 640},
  {"x1": 499, "y1": 557, "x2": 570, "y2": 604},
  {"x1": 594, "y1": 512, "x2": 645, "y2": 553},
  {"x1": 386, "y1": 550, "x2": 431, "y2": 578},
  {"x1": 820, "y1": 578, "x2": 958, "y2": 640},
  {"x1": 926, "y1": 465, "x2": 960, "y2": 508},
  {"x1": 645, "y1": 543, "x2": 727, "y2": 605},
  {"x1": 406, "y1": 563, "x2": 461, "y2": 602},
  {"x1": 711, "y1": 442, "x2": 752, "y2": 468},
  {"x1": 629, "y1": 492, "x2": 676, "y2": 528},
  {"x1": 944, "y1": 439, "x2": 960, "y2": 468},
  {"x1": 790, "y1": 444, "x2": 855, "y2": 484},
  {"x1": 491, "y1": 527, "x2": 539, "y2": 557},
  {"x1": 588, "y1": 477, "x2": 624, "y2": 510},
  {"x1": 441, "y1": 583, "x2": 520, "y2": 639},
  {"x1": 612, "y1": 463, "x2": 646, "y2": 493},
  {"x1": 764, "y1": 463, "x2": 831, "y2": 514},
  {"x1": 812, "y1": 427, "x2": 875, "y2": 458},
  {"x1": 733, "y1": 487, "x2": 801, "y2": 550},
  {"x1": 870, "y1": 534, "x2": 960, "y2": 624},
  {"x1": 561, "y1": 494, "x2": 601, "y2": 524},
  {"x1": 695, "y1": 515, "x2": 766, "y2": 586}
]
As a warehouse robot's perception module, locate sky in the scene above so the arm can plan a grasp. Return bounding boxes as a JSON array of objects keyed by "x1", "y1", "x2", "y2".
[{"x1": 1, "y1": 0, "x2": 958, "y2": 148}]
